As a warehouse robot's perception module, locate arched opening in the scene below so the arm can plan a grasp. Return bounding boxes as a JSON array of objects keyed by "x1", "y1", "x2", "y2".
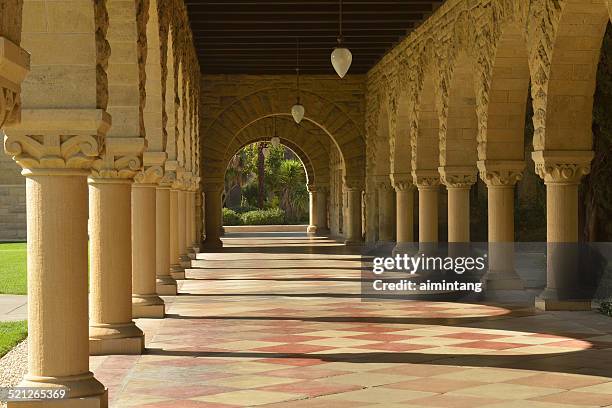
[{"x1": 222, "y1": 141, "x2": 310, "y2": 227}]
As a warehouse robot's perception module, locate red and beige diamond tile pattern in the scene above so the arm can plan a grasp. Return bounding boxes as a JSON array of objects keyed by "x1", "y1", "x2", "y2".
[{"x1": 91, "y1": 235, "x2": 612, "y2": 407}]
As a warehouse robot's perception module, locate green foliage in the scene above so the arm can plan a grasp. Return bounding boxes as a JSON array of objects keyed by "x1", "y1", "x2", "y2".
[
  {"x1": 600, "y1": 302, "x2": 612, "y2": 317},
  {"x1": 240, "y1": 208, "x2": 285, "y2": 225},
  {"x1": 0, "y1": 320, "x2": 27, "y2": 357},
  {"x1": 0, "y1": 242, "x2": 27, "y2": 295},
  {"x1": 225, "y1": 143, "x2": 309, "y2": 223},
  {"x1": 222, "y1": 208, "x2": 242, "y2": 226}
]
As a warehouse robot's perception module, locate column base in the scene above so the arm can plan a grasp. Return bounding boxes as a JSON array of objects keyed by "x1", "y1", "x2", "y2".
[
  {"x1": 392, "y1": 242, "x2": 418, "y2": 256},
  {"x1": 191, "y1": 243, "x2": 201, "y2": 253},
  {"x1": 170, "y1": 264, "x2": 185, "y2": 280},
  {"x1": 187, "y1": 249, "x2": 196, "y2": 260},
  {"x1": 201, "y1": 237, "x2": 223, "y2": 251},
  {"x1": 535, "y1": 289, "x2": 592, "y2": 311},
  {"x1": 89, "y1": 322, "x2": 145, "y2": 355},
  {"x1": 307, "y1": 225, "x2": 317, "y2": 234},
  {"x1": 344, "y1": 239, "x2": 363, "y2": 247},
  {"x1": 8, "y1": 391, "x2": 107, "y2": 408},
  {"x1": 179, "y1": 254, "x2": 191, "y2": 268},
  {"x1": 156, "y1": 276, "x2": 177, "y2": 295},
  {"x1": 13, "y1": 372, "x2": 106, "y2": 401},
  {"x1": 485, "y1": 270, "x2": 525, "y2": 291},
  {"x1": 132, "y1": 295, "x2": 165, "y2": 318}
]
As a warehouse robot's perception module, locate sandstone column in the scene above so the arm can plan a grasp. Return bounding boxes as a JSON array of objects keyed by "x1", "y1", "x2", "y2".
[
  {"x1": 316, "y1": 186, "x2": 329, "y2": 233},
  {"x1": 190, "y1": 188, "x2": 198, "y2": 251},
  {"x1": 132, "y1": 166, "x2": 165, "y2": 318},
  {"x1": 439, "y1": 166, "x2": 477, "y2": 243},
  {"x1": 344, "y1": 182, "x2": 363, "y2": 245},
  {"x1": 170, "y1": 182, "x2": 184, "y2": 279},
  {"x1": 478, "y1": 161, "x2": 525, "y2": 291},
  {"x1": 376, "y1": 179, "x2": 395, "y2": 242},
  {"x1": 414, "y1": 170, "x2": 440, "y2": 245},
  {"x1": 307, "y1": 184, "x2": 318, "y2": 234},
  {"x1": 392, "y1": 176, "x2": 415, "y2": 253},
  {"x1": 89, "y1": 138, "x2": 145, "y2": 355},
  {"x1": 4, "y1": 109, "x2": 110, "y2": 406},
  {"x1": 177, "y1": 181, "x2": 190, "y2": 267},
  {"x1": 156, "y1": 173, "x2": 177, "y2": 295},
  {"x1": 202, "y1": 180, "x2": 224, "y2": 250},
  {"x1": 533, "y1": 151, "x2": 594, "y2": 310}
]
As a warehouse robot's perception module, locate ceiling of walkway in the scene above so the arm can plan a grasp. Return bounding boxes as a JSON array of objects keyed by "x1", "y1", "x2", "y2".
[{"x1": 186, "y1": 0, "x2": 446, "y2": 74}]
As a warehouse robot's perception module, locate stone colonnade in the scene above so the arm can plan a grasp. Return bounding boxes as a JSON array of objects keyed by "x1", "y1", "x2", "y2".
[
  {"x1": 0, "y1": 0, "x2": 201, "y2": 405},
  {"x1": 365, "y1": 0, "x2": 612, "y2": 310}
]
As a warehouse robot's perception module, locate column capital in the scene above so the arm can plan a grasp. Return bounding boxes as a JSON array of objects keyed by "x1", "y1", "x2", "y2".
[
  {"x1": 135, "y1": 151, "x2": 167, "y2": 185},
  {"x1": 477, "y1": 160, "x2": 525, "y2": 187},
  {"x1": 343, "y1": 175, "x2": 364, "y2": 191},
  {"x1": 375, "y1": 179, "x2": 393, "y2": 192},
  {"x1": 91, "y1": 137, "x2": 145, "y2": 180},
  {"x1": 412, "y1": 169, "x2": 440, "y2": 190},
  {"x1": 532, "y1": 150, "x2": 594, "y2": 185},
  {"x1": 4, "y1": 109, "x2": 110, "y2": 174},
  {"x1": 0, "y1": 37, "x2": 30, "y2": 128},
  {"x1": 391, "y1": 172, "x2": 414, "y2": 192},
  {"x1": 438, "y1": 166, "x2": 477, "y2": 189},
  {"x1": 307, "y1": 183, "x2": 318, "y2": 193}
]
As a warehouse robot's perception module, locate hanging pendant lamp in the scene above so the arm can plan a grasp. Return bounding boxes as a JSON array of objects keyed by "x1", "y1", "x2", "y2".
[
  {"x1": 331, "y1": 0, "x2": 352, "y2": 78},
  {"x1": 291, "y1": 38, "x2": 305, "y2": 124}
]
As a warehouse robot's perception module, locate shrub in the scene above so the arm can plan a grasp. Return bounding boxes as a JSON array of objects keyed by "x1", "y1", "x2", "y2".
[
  {"x1": 240, "y1": 208, "x2": 285, "y2": 225},
  {"x1": 222, "y1": 208, "x2": 242, "y2": 225}
]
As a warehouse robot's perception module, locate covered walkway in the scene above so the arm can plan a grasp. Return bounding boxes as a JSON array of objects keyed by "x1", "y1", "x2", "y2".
[{"x1": 93, "y1": 232, "x2": 612, "y2": 407}]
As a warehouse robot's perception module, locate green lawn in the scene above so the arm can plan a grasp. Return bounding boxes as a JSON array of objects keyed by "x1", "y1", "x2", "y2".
[
  {"x1": 0, "y1": 320, "x2": 27, "y2": 357},
  {"x1": 0, "y1": 242, "x2": 27, "y2": 295}
]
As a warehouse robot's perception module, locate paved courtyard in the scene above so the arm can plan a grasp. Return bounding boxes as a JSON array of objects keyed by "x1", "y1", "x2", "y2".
[{"x1": 93, "y1": 233, "x2": 612, "y2": 407}]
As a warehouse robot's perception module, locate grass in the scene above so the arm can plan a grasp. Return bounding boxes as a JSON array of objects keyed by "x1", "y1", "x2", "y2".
[
  {"x1": 0, "y1": 242, "x2": 27, "y2": 295},
  {"x1": 0, "y1": 320, "x2": 27, "y2": 357}
]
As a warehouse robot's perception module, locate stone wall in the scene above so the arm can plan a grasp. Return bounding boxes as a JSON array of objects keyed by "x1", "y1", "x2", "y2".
[{"x1": 0, "y1": 143, "x2": 25, "y2": 241}]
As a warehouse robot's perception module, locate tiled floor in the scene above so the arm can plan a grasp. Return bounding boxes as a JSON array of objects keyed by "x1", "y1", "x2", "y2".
[{"x1": 92, "y1": 233, "x2": 612, "y2": 407}]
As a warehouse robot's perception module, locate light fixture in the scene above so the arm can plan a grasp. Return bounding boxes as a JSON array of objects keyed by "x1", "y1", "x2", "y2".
[
  {"x1": 331, "y1": 0, "x2": 352, "y2": 78},
  {"x1": 270, "y1": 117, "x2": 280, "y2": 148},
  {"x1": 291, "y1": 38, "x2": 305, "y2": 124}
]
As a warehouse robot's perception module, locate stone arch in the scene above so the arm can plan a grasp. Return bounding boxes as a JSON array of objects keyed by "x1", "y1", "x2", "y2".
[
  {"x1": 226, "y1": 137, "x2": 316, "y2": 187},
  {"x1": 412, "y1": 70, "x2": 440, "y2": 177},
  {"x1": 439, "y1": 51, "x2": 478, "y2": 169},
  {"x1": 202, "y1": 88, "x2": 363, "y2": 184},
  {"x1": 390, "y1": 92, "x2": 413, "y2": 176},
  {"x1": 144, "y1": 0, "x2": 164, "y2": 152},
  {"x1": 478, "y1": 21, "x2": 530, "y2": 162},
  {"x1": 373, "y1": 98, "x2": 391, "y2": 178},
  {"x1": 227, "y1": 115, "x2": 332, "y2": 186},
  {"x1": 529, "y1": 0, "x2": 610, "y2": 151},
  {"x1": 163, "y1": 27, "x2": 177, "y2": 161}
]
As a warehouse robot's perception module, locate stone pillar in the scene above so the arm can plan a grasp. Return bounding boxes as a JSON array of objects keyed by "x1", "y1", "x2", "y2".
[
  {"x1": 88, "y1": 138, "x2": 145, "y2": 355},
  {"x1": 392, "y1": 176, "x2": 415, "y2": 252},
  {"x1": 439, "y1": 166, "x2": 477, "y2": 243},
  {"x1": 156, "y1": 174, "x2": 177, "y2": 295},
  {"x1": 3, "y1": 109, "x2": 109, "y2": 406},
  {"x1": 177, "y1": 187, "x2": 189, "y2": 267},
  {"x1": 169, "y1": 186, "x2": 184, "y2": 279},
  {"x1": 202, "y1": 181, "x2": 223, "y2": 250},
  {"x1": 344, "y1": 183, "x2": 363, "y2": 245},
  {"x1": 316, "y1": 186, "x2": 329, "y2": 233},
  {"x1": 376, "y1": 179, "x2": 395, "y2": 242},
  {"x1": 307, "y1": 184, "x2": 318, "y2": 234},
  {"x1": 478, "y1": 161, "x2": 525, "y2": 291},
  {"x1": 533, "y1": 151, "x2": 594, "y2": 310},
  {"x1": 131, "y1": 166, "x2": 165, "y2": 318},
  {"x1": 414, "y1": 170, "x2": 440, "y2": 244},
  {"x1": 190, "y1": 188, "x2": 199, "y2": 250}
]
